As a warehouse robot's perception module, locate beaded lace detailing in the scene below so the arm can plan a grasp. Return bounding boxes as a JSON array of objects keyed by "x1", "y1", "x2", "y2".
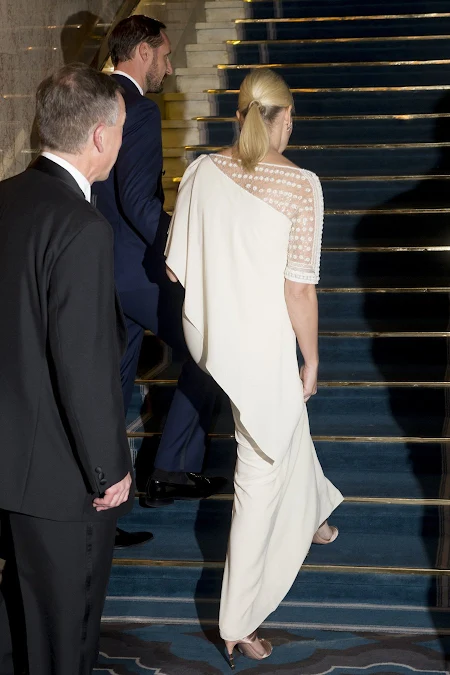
[{"x1": 210, "y1": 154, "x2": 323, "y2": 284}]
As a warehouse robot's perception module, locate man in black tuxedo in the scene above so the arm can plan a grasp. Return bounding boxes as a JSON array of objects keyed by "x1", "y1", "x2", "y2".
[
  {"x1": 93, "y1": 16, "x2": 225, "y2": 507},
  {"x1": 0, "y1": 63, "x2": 133, "y2": 675}
]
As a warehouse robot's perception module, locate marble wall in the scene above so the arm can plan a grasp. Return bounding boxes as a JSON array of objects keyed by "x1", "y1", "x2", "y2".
[
  {"x1": 0, "y1": 0, "x2": 133, "y2": 179},
  {"x1": 0, "y1": 0, "x2": 205, "y2": 179}
]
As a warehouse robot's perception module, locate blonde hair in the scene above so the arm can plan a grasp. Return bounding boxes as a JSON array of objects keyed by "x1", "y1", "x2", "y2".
[{"x1": 234, "y1": 68, "x2": 293, "y2": 172}]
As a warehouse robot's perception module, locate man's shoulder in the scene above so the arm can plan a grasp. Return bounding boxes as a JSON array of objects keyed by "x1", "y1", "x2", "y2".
[
  {"x1": 123, "y1": 93, "x2": 160, "y2": 127},
  {"x1": 1, "y1": 169, "x2": 110, "y2": 238}
]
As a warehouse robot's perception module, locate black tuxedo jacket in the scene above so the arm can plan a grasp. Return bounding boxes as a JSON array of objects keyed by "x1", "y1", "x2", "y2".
[{"x1": 0, "y1": 156, "x2": 134, "y2": 521}]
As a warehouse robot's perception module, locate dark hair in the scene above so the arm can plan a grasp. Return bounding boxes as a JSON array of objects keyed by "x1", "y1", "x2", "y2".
[
  {"x1": 36, "y1": 63, "x2": 122, "y2": 154},
  {"x1": 109, "y1": 15, "x2": 166, "y2": 67}
]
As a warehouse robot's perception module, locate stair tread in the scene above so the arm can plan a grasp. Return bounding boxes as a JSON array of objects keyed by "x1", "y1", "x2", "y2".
[{"x1": 115, "y1": 501, "x2": 450, "y2": 570}]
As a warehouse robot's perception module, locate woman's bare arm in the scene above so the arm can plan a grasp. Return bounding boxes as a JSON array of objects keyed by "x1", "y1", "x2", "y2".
[
  {"x1": 166, "y1": 265, "x2": 178, "y2": 283},
  {"x1": 284, "y1": 279, "x2": 318, "y2": 401}
]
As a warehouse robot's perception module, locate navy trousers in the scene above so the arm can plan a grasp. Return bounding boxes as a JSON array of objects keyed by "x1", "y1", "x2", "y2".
[{"x1": 119, "y1": 277, "x2": 217, "y2": 476}]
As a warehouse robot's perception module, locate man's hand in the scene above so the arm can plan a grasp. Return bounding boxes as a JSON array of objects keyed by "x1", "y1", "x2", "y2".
[
  {"x1": 300, "y1": 364, "x2": 318, "y2": 402},
  {"x1": 93, "y1": 472, "x2": 132, "y2": 512}
]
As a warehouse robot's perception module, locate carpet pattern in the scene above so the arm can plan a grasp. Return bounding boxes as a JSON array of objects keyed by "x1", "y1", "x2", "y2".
[{"x1": 97, "y1": 624, "x2": 450, "y2": 674}]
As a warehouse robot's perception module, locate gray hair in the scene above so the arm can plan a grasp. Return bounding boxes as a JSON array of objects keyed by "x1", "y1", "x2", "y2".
[{"x1": 36, "y1": 63, "x2": 122, "y2": 154}]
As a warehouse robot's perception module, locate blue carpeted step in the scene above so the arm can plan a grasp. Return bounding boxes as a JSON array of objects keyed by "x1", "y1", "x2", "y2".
[
  {"x1": 114, "y1": 500, "x2": 450, "y2": 569},
  {"x1": 225, "y1": 62, "x2": 450, "y2": 92},
  {"x1": 139, "y1": 291, "x2": 450, "y2": 335},
  {"x1": 182, "y1": 160, "x2": 450, "y2": 209},
  {"x1": 317, "y1": 292, "x2": 450, "y2": 332},
  {"x1": 321, "y1": 212, "x2": 450, "y2": 247},
  {"x1": 271, "y1": 146, "x2": 449, "y2": 176},
  {"x1": 201, "y1": 438, "x2": 449, "y2": 499},
  {"x1": 318, "y1": 336, "x2": 449, "y2": 381},
  {"x1": 131, "y1": 436, "x2": 447, "y2": 499},
  {"x1": 324, "y1": 179, "x2": 450, "y2": 209},
  {"x1": 189, "y1": 145, "x2": 450, "y2": 176},
  {"x1": 224, "y1": 42, "x2": 450, "y2": 70},
  {"x1": 127, "y1": 385, "x2": 449, "y2": 439},
  {"x1": 248, "y1": 0, "x2": 450, "y2": 20},
  {"x1": 200, "y1": 116, "x2": 450, "y2": 146},
  {"x1": 222, "y1": 62, "x2": 450, "y2": 89},
  {"x1": 318, "y1": 250, "x2": 449, "y2": 288},
  {"x1": 210, "y1": 89, "x2": 450, "y2": 117},
  {"x1": 238, "y1": 16, "x2": 450, "y2": 40},
  {"x1": 105, "y1": 566, "x2": 450, "y2": 631},
  {"x1": 138, "y1": 337, "x2": 449, "y2": 384}
]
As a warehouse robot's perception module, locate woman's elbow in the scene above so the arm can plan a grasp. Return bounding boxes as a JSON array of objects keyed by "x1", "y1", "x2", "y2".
[{"x1": 285, "y1": 279, "x2": 317, "y2": 301}]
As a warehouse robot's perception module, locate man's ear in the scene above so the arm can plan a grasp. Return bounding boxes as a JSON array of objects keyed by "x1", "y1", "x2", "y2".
[
  {"x1": 138, "y1": 41, "x2": 151, "y2": 62},
  {"x1": 93, "y1": 123, "x2": 106, "y2": 153}
]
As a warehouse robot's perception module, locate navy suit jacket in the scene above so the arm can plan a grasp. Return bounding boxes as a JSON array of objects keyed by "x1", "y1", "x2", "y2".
[{"x1": 92, "y1": 74, "x2": 170, "y2": 299}]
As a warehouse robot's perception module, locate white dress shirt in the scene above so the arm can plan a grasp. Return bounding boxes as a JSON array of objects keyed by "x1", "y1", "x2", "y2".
[
  {"x1": 41, "y1": 151, "x2": 91, "y2": 202},
  {"x1": 113, "y1": 70, "x2": 144, "y2": 96}
]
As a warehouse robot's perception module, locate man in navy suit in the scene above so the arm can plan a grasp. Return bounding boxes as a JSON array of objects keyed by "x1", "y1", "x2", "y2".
[{"x1": 93, "y1": 16, "x2": 224, "y2": 509}]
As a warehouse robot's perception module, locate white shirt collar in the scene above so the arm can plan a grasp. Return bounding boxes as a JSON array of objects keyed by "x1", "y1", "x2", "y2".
[
  {"x1": 41, "y1": 152, "x2": 91, "y2": 202},
  {"x1": 113, "y1": 71, "x2": 144, "y2": 96}
]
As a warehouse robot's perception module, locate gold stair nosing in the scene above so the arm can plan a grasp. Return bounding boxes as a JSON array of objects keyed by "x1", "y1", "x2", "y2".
[
  {"x1": 127, "y1": 432, "x2": 450, "y2": 443},
  {"x1": 235, "y1": 13, "x2": 450, "y2": 24},
  {"x1": 170, "y1": 174, "x2": 450, "y2": 184},
  {"x1": 228, "y1": 34, "x2": 450, "y2": 43},
  {"x1": 196, "y1": 113, "x2": 450, "y2": 121},
  {"x1": 136, "y1": 378, "x2": 450, "y2": 388},
  {"x1": 206, "y1": 85, "x2": 450, "y2": 93},
  {"x1": 186, "y1": 142, "x2": 450, "y2": 149},
  {"x1": 132, "y1": 491, "x2": 450, "y2": 506},
  {"x1": 323, "y1": 246, "x2": 450, "y2": 252},
  {"x1": 218, "y1": 59, "x2": 450, "y2": 68},
  {"x1": 318, "y1": 287, "x2": 450, "y2": 293},
  {"x1": 326, "y1": 209, "x2": 450, "y2": 214},
  {"x1": 210, "y1": 495, "x2": 450, "y2": 506},
  {"x1": 318, "y1": 331, "x2": 450, "y2": 337},
  {"x1": 143, "y1": 331, "x2": 450, "y2": 338},
  {"x1": 322, "y1": 175, "x2": 450, "y2": 181},
  {"x1": 111, "y1": 558, "x2": 450, "y2": 575}
]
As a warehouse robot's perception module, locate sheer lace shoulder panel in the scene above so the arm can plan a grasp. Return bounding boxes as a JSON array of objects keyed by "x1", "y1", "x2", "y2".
[
  {"x1": 210, "y1": 154, "x2": 313, "y2": 220},
  {"x1": 210, "y1": 155, "x2": 324, "y2": 285},
  {"x1": 284, "y1": 169, "x2": 324, "y2": 285}
]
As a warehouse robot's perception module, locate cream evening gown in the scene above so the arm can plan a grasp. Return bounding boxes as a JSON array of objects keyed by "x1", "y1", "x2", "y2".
[{"x1": 165, "y1": 153, "x2": 343, "y2": 641}]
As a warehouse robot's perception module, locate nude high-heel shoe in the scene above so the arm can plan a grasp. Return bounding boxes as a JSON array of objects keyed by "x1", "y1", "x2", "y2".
[
  {"x1": 313, "y1": 521, "x2": 339, "y2": 545},
  {"x1": 224, "y1": 630, "x2": 272, "y2": 669}
]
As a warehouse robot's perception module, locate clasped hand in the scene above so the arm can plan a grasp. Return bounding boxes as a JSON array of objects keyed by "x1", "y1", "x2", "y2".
[{"x1": 92, "y1": 472, "x2": 132, "y2": 512}]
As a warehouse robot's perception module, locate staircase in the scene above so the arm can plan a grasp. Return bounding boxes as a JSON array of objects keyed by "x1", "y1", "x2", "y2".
[{"x1": 108, "y1": 0, "x2": 450, "y2": 641}]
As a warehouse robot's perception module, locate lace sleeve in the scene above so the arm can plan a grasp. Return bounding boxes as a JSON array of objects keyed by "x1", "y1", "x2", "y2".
[{"x1": 284, "y1": 170, "x2": 324, "y2": 285}]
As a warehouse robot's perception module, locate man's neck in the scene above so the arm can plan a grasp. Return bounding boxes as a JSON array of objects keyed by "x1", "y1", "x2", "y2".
[
  {"x1": 114, "y1": 65, "x2": 145, "y2": 93},
  {"x1": 42, "y1": 149, "x2": 94, "y2": 185}
]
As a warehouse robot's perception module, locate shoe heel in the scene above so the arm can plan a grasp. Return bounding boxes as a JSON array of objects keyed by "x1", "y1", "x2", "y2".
[{"x1": 225, "y1": 645, "x2": 235, "y2": 669}]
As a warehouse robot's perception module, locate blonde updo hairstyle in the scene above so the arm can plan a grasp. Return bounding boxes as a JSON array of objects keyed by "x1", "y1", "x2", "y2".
[{"x1": 234, "y1": 68, "x2": 294, "y2": 172}]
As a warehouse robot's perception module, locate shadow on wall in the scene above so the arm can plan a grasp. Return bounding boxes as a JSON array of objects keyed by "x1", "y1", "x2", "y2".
[
  {"x1": 29, "y1": 12, "x2": 107, "y2": 155},
  {"x1": 60, "y1": 11, "x2": 104, "y2": 65}
]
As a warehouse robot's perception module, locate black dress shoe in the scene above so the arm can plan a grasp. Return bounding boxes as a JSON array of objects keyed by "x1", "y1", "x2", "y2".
[
  {"x1": 144, "y1": 473, "x2": 227, "y2": 508},
  {"x1": 114, "y1": 527, "x2": 154, "y2": 549}
]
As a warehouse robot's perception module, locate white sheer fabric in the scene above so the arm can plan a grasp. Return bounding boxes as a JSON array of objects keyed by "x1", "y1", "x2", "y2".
[{"x1": 210, "y1": 154, "x2": 323, "y2": 284}]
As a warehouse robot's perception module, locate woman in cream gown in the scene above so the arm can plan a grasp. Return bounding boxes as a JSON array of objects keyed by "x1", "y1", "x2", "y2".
[{"x1": 165, "y1": 68, "x2": 343, "y2": 667}]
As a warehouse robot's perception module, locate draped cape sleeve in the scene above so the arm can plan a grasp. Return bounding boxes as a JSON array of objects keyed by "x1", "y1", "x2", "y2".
[{"x1": 165, "y1": 155, "x2": 318, "y2": 464}]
